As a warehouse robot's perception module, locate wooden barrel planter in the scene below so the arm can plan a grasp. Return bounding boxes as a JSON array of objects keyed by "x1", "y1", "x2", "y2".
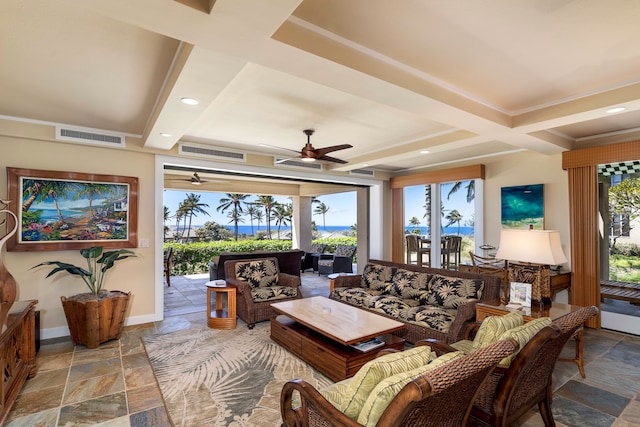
[{"x1": 61, "y1": 290, "x2": 131, "y2": 349}]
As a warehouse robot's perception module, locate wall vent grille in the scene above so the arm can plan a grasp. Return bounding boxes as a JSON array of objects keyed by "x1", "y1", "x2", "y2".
[
  {"x1": 274, "y1": 158, "x2": 323, "y2": 171},
  {"x1": 349, "y1": 168, "x2": 375, "y2": 177},
  {"x1": 179, "y1": 143, "x2": 246, "y2": 162},
  {"x1": 55, "y1": 126, "x2": 125, "y2": 147}
]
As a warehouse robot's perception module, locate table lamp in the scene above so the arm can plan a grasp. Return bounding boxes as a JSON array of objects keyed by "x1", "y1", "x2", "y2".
[{"x1": 495, "y1": 229, "x2": 568, "y2": 305}]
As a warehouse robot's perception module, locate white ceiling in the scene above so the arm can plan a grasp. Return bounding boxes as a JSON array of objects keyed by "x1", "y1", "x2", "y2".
[{"x1": 2, "y1": 0, "x2": 640, "y2": 174}]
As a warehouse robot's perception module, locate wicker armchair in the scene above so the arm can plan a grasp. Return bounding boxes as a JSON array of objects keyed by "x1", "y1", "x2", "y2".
[
  {"x1": 317, "y1": 245, "x2": 357, "y2": 276},
  {"x1": 224, "y1": 257, "x2": 302, "y2": 329},
  {"x1": 301, "y1": 244, "x2": 328, "y2": 272},
  {"x1": 427, "y1": 305, "x2": 599, "y2": 427},
  {"x1": 280, "y1": 338, "x2": 518, "y2": 427}
]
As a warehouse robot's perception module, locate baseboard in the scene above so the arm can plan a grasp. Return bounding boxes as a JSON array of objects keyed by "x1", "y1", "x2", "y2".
[{"x1": 41, "y1": 312, "x2": 165, "y2": 340}]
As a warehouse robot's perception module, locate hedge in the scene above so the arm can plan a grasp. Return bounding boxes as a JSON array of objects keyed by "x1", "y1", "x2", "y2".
[{"x1": 164, "y1": 237, "x2": 357, "y2": 275}]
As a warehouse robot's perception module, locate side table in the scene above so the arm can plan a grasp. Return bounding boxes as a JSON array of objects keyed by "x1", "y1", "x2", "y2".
[
  {"x1": 476, "y1": 301, "x2": 586, "y2": 378},
  {"x1": 206, "y1": 282, "x2": 236, "y2": 329}
]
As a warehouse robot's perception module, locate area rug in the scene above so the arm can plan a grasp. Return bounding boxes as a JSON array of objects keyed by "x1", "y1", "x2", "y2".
[{"x1": 142, "y1": 321, "x2": 332, "y2": 427}]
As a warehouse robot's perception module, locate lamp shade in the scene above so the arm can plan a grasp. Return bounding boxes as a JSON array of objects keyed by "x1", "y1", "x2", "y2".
[{"x1": 495, "y1": 229, "x2": 568, "y2": 265}]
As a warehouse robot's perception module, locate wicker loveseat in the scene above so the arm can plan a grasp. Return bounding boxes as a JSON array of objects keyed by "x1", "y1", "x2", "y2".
[{"x1": 330, "y1": 259, "x2": 501, "y2": 344}]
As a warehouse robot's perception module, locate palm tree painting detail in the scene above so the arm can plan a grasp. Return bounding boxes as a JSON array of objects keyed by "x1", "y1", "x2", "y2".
[{"x1": 17, "y1": 174, "x2": 134, "y2": 244}]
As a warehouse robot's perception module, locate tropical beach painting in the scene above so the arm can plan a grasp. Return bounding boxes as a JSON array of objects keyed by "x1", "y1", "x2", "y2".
[
  {"x1": 501, "y1": 184, "x2": 544, "y2": 229},
  {"x1": 7, "y1": 168, "x2": 138, "y2": 251}
]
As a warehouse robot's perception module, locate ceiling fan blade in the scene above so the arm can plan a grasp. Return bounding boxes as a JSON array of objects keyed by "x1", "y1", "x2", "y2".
[
  {"x1": 259, "y1": 143, "x2": 301, "y2": 155},
  {"x1": 315, "y1": 144, "x2": 353, "y2": 157},
  {"x1": 317, "y1": 155, "x2": 348, "y2": 164}
]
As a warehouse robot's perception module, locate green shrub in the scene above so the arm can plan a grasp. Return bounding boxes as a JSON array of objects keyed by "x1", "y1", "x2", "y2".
[{"x1": 164, "y1": 237, "x2": 358, "y2": 275}]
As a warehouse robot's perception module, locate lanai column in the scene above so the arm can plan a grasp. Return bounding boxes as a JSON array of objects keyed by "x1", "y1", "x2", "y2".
[{"x1": 291, "y1": 196, "x2": 313, "y2": 250}]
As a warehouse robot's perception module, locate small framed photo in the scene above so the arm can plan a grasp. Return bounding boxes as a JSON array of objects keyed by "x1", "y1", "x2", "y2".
[{"x1": 510, "y1": 282, "x2": 532, "y2": 307}]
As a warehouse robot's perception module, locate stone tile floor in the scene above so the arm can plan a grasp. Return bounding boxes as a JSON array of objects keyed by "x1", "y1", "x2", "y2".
[{"x1": 6, "y1": 272, "x2": 640, "y2": 426}]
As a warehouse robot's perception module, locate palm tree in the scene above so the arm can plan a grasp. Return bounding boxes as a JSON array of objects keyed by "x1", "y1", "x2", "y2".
[
  {"x1": 217, "y1": 193, "x2": 250, "y2": 240},
  {"x1": 163, "y1": 206, "x2": 171, "y2": 240},
  {"x1": 314, "y1": 202, "x2": 330, "y2": 230},
  {"x1": 256, "y1": 195, "x2": 277, "y2": 238},
  {"x1": 424, "y1": 185, "x2": 432, "y2": 238},
  {"x1": 272, "y1": 203, "x2": 292, "y2": 239},
  {"x1": 447, "y1": 180, "x2": 475, "y2": 203},
  {"x1": 245, "y1": 205, "x2": 258, "y2": 235},
  {"x1": 409, "y1": 216, "x2": 420, "y2": 234},
  {"x1": 445, "y1": 209, "x2": 463, "y2": 235},
  {"x1": 181, "y1": 193, "x2": 210, "y2": 241},
  {"x1": 174, "y1": 202, "x2": 186, "y2": 242},
  {"x1": 253, "y1": 208, "x2": 264, "y2": 234}
]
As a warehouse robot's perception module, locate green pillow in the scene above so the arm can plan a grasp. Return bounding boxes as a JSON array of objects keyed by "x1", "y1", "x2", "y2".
[
  {"x1": 471, "y1": 311, "x2": 523, "y2": 352},
  {"x1": 356, "y1": 351, "x2": 464, "y2": 427},
  {"x1": 496, "y1": 317, "x2": 552, "y2": 367},
  {"x1": 450, "y1": 339, "x2": 473, "y2": 354},
  {"x1": 342, "y1": 346, "x2": 435, "y2": 420}
]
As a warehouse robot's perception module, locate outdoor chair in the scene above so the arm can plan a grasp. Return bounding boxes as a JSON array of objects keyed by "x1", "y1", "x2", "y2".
[
  {"x1": 280, "y1": 337, "x2": 518, "y2": 427},
  {"x1": 469, "y1": 251, "x2": 509, "y2": 301},
  {"x1": 301, "y1": 243, "x2": 328, "y2": 272},
  {"x1": 405, "y1": 234, "x2": 429, "y2": 266},
  {"x1": 317, "y1": 245, "x2": 357, "y2": 276},
  {"x1": 163, "y1": 246, "x2": 173, "y2": 287},
  {"x1": 427, "y1": 305, "x2": 599, "y2": 427},
  {"x1": 441, "y1": 235, "x2": 462, "y2": 269},
  {"x1": 224, "y1": 257, "x2": 302, "y2": 329}
]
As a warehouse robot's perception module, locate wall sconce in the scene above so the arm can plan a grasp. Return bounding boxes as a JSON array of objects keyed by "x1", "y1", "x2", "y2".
[{"x1": 495, "y1": 229, "x2": 568, "y2": 305}]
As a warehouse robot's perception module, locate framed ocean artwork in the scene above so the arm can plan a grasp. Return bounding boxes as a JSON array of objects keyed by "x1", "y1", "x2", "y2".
[
  {"x1": 6, "y1": 167, "x2": 138, "y2": 251},
  {"x1": 501, "y1": 184, "x2": 544, "y2": 229}
]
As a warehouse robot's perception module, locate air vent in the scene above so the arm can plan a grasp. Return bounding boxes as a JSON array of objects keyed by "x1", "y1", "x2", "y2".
[
  {"x1": 55, "y1": 126, "x2": 125, "y2": 148},
  {"x1": 179, "y1": 143, "x2": 246, "y2": 162},
  {"x1": 274, "y1": 158, "x2": 323, "y2": 171},
  {"x1": 349, "y1": 168, "x2": 375, "y2": 177}
]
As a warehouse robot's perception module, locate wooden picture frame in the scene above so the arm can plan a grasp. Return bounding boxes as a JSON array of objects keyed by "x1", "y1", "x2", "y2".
[{"x1": 6, "y1": 167, "x2": 138, "y2": 251}]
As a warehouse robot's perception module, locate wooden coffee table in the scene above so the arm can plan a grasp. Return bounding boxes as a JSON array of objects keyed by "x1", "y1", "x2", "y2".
[{"x1": 270, "y1": 296, "x2": 406, "y2": 381}]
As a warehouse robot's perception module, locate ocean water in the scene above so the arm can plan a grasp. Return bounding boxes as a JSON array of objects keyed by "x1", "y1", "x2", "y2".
[{"x1": 186, "y1": 224, "x2": 473, "y2": 236}]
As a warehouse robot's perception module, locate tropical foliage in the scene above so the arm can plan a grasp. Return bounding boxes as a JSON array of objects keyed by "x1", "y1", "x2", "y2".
[{"x1": 33, "y1": 246, "x2": 136, "y2": 294}]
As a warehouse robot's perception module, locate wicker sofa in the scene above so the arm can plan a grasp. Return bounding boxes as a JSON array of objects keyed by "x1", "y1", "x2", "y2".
[{"x1": 330, "y1": 259, "x2": 501, "y2": 344}]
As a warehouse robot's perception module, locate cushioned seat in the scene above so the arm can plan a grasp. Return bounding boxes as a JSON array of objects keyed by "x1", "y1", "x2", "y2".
[
  {"x1": 281, "y1": 338, "x2": 519, "y2": 427},
  {"x1": 317, "y1": 245, "x2": 357, "y2": 276},
  {"x1": 224, "y1": 257, "x2": 302, "y2": 329}
]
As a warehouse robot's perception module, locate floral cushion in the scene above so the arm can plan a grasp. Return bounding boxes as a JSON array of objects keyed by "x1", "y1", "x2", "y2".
[
  {"x1": 250, "y1": 285, "x2": 297, "y2": 302},
  {"x1": 389, "y1": 269, "x2": 431, "y2": 298},
  {"x1": 422, "y1": 274, "x2": 485, "y2": 308},
  {"x1": 366, "y1": 295, "x2": 418, "y2": 317},
  {"x1": 234, "y1": 259, "x2": 278, "y2": 289},
  {"x1": 398, "y1": 306, "x2": 458, "y2": 333},
  {"x1": 335, "y1": 245, "x2": 356, "y2": 257},
  {"x1": 360, "y1": 263, "x2": 396, "y2": 294},
  {"x1": 357, "y1": 351, "x2": 464, "y2": 427},
  {"x1": 309, "y1": 243, "x2": 326, "y2": 253},
  {"x1": 331, "y1": 287, "x2": 380, "y2": 307}
]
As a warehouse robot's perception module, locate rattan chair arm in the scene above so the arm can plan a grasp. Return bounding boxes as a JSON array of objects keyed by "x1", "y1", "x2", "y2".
[
  {"x1": 276, "y1": 273, "x2": 302, "y2": 288},
  {"x1": 333, "y1": 275, "x2": 362, "y2": 288},
  {"x1": 281, "y1": 379, "x2": 362, "y2": 427}
]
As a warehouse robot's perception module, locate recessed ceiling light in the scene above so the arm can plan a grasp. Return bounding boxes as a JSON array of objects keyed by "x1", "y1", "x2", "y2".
[
  {"x1": 180, "y1": 97, "x2": 199, "y2": 105},
  {"x1": 160, "y1": 133, "x2": 172, "y2": 137},
  {"x1": 362, "y1": 163, "x2": 369, "y2": 167},
  {"x1": 606, "y1": 107, "x2": 626, "y2": 113},
  {"x1": 420, "y1": 150, "x2": 430, "y2": 154}
]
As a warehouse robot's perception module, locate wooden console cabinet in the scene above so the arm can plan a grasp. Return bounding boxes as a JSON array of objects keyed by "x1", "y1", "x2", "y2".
[{"x1": 0, "y1": 300, "x2": 38, "y2": 424}]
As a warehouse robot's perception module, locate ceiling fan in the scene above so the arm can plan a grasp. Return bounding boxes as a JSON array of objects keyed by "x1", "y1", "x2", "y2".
[
  {"x1": 167, "y1": 172, "x2": 226, "y2": 185},
  {"x1": 268, "y1": 129, "x2": 353, "y2": 164}
]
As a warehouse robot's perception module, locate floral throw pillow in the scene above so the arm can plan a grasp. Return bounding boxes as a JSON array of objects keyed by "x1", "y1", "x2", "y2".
[
  {"x1": 361, "y1": 263, "x2": 396, "y2": 294},
  {"x1": 423, "y1": 275, "x2": 484, "y2": 308},
  {"x1": 234, "y1": 259, "x2": 278, "y2": 288},
  {"x1": 390, "y1": 269, "x2": 431, "y2": 298}
]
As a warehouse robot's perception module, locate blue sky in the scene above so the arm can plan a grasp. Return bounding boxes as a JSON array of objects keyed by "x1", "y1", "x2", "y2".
[
  {"x1": 404, "y1": 181, "x2": 474, "y2": 227},
  {"x1": 163, "y1": 190, "x2": 357, "y2": 226}
]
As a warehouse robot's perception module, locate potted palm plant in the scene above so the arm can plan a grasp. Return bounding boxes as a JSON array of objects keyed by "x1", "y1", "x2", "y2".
[{"x1": 34, "y1": 246, "x2": 136, "y2": 349}]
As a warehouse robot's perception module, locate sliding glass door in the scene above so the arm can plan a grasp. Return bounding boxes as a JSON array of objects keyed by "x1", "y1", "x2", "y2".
[{"x1": 598, "y1": 161, "x2": 640, "y2": 335}]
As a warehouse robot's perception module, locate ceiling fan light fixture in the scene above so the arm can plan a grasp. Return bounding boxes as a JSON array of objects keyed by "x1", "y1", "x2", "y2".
[
  {"x1": 300, "y1": 157, "x2": 316, "y2": 162},
  {"x1": 606, "y1": 106, "x2": 626, "y2": 113},
  {"x1": 180, "y1": 97, "x2": 199, "y2": 105}
]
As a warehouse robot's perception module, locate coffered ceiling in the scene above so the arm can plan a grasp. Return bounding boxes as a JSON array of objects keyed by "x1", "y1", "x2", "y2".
[{"x1": 2, "y1": 0, "x2": 640, "y2": 175}]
